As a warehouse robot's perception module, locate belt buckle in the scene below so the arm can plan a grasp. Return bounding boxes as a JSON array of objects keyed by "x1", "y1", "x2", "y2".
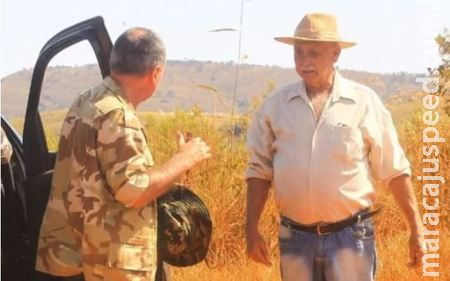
[
  {"x1": 316, "y1": 223, "x2": 330, "y2": 236},
  {"x1": 356, "y1": 214, "x2": 362, "y2": 225},
  {"x1": 282, "y1": 217, "x2": 292, "y2": 231}
]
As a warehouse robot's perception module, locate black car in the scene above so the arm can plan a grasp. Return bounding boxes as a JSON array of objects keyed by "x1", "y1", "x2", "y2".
[{"x1": 1, "y1": 16, "x2": 113, "y2": 281}]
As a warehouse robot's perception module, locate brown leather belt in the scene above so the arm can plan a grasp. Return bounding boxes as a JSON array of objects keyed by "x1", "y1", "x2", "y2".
[{"x1": 281, "y1": 209, "x2": 381, "y2": 236}]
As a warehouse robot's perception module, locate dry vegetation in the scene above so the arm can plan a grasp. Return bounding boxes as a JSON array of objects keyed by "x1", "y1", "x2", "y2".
[
  {"x1": 157, "y1": 99, "x2": 449, "y2": 281},
  {"x1": 10, "y1": 94, "x2": 449, "y2": 281}
]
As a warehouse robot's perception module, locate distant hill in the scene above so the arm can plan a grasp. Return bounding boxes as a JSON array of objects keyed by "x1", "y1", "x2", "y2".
[{"x1": 1, "y1": 60, "x2": 423, "y2": 118}]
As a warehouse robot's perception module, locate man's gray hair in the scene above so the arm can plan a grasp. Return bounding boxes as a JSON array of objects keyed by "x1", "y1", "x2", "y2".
[{"x1": 110, "y1": 27, "x2": 166, "y2": 74}]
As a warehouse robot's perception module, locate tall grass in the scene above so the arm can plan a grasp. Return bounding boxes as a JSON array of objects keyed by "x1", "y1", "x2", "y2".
[
  {"x1": 12, "y1": 96, "x2": 448, "y2": 281},
  {"x1": 140, "y1": 102, "x2": 449, "y2": 281}
]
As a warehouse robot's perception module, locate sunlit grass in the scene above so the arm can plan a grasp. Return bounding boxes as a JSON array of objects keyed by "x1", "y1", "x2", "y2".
[{"x1": 10, "y1": 98, "x2": 449, "y2": 280}]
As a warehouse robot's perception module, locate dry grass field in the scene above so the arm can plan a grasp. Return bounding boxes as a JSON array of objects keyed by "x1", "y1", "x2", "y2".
[
  {"x1": 10, "y1": 95, "x2": 449, "y2": 281},
  {"x1": 159, "y1": 101, "x2": 448, "y2": 281}
]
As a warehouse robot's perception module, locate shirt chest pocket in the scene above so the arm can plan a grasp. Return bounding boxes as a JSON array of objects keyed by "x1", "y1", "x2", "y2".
[{"x1": 330, "y1": 125, "x2": 364, "y2": 164}]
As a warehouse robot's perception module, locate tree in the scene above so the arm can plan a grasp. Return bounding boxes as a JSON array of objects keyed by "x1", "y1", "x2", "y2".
[{"x1": 432, "y1": 30, "x2": 450, "y2": 115}]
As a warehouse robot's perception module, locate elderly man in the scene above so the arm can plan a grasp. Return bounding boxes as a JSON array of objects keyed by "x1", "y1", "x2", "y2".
[
  {"x1": 36, "y1": 28, "x2": 211, "y2": 281},
  {"x1": 245, "y1": 13, "x2": 423, "y2": 281}
]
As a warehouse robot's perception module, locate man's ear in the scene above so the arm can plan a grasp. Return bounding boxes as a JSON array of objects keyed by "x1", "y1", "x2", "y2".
[{"x1": 151, "y1": 65, "x2": 164, "y2": 83}]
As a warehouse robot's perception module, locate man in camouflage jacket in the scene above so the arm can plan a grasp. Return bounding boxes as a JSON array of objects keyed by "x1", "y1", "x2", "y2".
[{"x1": 36, "y1": 28, "x2": 211, "y2": 281}]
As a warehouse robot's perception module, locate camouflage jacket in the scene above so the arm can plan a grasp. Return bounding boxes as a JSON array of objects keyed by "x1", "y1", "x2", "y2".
[{"x1": 36, "y1": 77, "x2": 157, "y2": 278}]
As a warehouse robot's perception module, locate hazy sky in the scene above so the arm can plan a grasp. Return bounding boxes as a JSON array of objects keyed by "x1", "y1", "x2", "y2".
[{"x1": 1, "y1": 0, "x2": 449, "y2": 77}]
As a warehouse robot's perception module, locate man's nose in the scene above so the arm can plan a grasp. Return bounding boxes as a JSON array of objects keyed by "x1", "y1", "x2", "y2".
[
  {"x1": 298, "y1": 60, "x2": 312, "y2": 69},
  {"x1": 297, "y1": 55, "x2": 312, "y2": 66}
]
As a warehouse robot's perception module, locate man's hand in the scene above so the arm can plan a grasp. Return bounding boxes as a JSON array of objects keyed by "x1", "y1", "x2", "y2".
[
  {"x1": 388, "y1": 174, "x2": 425, "y2": 269},
  {"x1": 246, "y1": 178, "x2": 272, "y2": 266},
  {"x1": 129, "y1": 133, "x2": 211, "y2": 208},
  {"x1": 408, "y1": 232, "x2": 425, "y2": 268},
  {"x1": 177, "y1": 132, "x2": 211, "y2": 167},
  {"x1": 246, "y1": 229, "x2": 272, "y2": 267}
]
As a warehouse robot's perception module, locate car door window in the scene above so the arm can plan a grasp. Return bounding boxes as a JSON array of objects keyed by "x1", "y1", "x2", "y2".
[
  {"x1": 39, "y1": 41, "x2": 102, "y2": 151},
  {"x1": 23, "y1": 16, "x2": 112, "y2": 177}
]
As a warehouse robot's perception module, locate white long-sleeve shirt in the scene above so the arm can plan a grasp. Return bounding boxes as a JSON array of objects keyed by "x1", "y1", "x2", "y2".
[{"x1": 246, "y1": 71, "x2": 411, "y2": 224}]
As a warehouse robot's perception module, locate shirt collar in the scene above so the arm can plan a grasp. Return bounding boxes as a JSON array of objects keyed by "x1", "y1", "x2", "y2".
[
  {"x1": 285, "y1": 82, "x2": 306, "y2": 102},
  {"x1": 103, "y1": 76, "x2": 136, "y2": 111},
  {"x1": 329, "y1": 71, "x2": 357, "y2": 103},
  {"x1": 103, "y1": 76, "x2": 121, "y2": 94},
  {"x1": 287, "y1": 70, "x2": 357, "y2": 103}
]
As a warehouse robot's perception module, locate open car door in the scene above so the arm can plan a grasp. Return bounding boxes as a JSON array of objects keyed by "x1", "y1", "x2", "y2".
[
  {"x1": 22, "y1": 16, "x2": 112, "y2": 281},
  {"x1": 1, "y1": 117, "x2": 28, "y2": 281}
]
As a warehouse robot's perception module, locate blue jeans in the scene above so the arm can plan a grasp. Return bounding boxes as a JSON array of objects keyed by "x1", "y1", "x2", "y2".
[{"x1": 279, "y1": 217, "x2": 377, "y2": 281}]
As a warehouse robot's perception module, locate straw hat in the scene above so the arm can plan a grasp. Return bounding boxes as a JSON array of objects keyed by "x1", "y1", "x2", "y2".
[{"x1": 275, "y1": 13, "x2": 356, "y2": 48}]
